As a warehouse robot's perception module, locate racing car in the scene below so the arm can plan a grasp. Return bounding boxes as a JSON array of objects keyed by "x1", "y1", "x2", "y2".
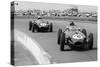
[
  {"x1": 57, "y1": 22, "x2": 93, "y2": 51},
  {"x1": 29, "y1": 17, "x2": 53, "y2": 32}
]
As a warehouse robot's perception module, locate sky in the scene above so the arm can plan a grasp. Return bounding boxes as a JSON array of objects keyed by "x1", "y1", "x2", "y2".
[{"x1": 15, "y1": 1, "x2": 97, "y2": 12}]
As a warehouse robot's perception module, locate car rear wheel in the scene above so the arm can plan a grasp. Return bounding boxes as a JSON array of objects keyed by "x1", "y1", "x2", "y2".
[
  {"x1": 49, "y1": 23, "x2": 53, "y2": 32},
  {"x1": 32, "y1": 24, "x2": 39, "y2": 32},
  {"x1": 32, "y1": 25, "x2": 35, "y2": 32},
  {"x1": 82, "y1": 29, "x2": 87, "y2": 36},
  {"x1": 88, "y1": 33, "x2": 93, "y2": 49},
  {"x1": 83, "y1": 38, "x2": 88, "y2": 50},
  {"x1": 60, "y1": 32, "x2": 65, "y2": 51},
  {"x1": 57, "y1": 29, "x2": 62, "y2": 44}
]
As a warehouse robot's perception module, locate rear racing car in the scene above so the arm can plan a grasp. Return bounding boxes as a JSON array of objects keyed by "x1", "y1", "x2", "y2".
[
  {"x1": 29, "y1": 17, "x2": 53, "y2": 32},
  {"x1": 57, "y1": 22, "x2": 93, "y2": 51}
]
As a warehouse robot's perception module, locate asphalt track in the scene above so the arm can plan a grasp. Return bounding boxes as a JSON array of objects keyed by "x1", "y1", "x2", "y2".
[
  {"x1": 14, "y1": 29, "x2": 52, "y2": 66},
  {"x1": 14, "y1": 18, "x2": 97, "y2": 66}
]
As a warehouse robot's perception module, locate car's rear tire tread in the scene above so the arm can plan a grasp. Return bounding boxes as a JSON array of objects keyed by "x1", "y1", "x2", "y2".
[
  {"x1": 50, "y1": 23, "x2": 53, "y2": 32},
  {"x1": 88, "y1": 33, "x2": 93, "y2": 49}
]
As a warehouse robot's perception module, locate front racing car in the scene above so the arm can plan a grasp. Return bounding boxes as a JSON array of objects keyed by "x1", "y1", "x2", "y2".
[{"x1": 57, "y1": 26, "x2": 93, "y2": 51}]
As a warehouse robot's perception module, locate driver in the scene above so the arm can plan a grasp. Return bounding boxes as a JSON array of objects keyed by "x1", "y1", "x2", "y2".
[
  {"x1": 70, "y1": 21, "x2": 76, "y2": 26},
  {"x1": 37, "y1": 16, "x2": 42, "y2": 19},
  {"x1": 36, "y1": 16, "x2": 43, "y2": 24},
  {"x1": 65, "y1": 21, "x2": 76, "y2": 31}
]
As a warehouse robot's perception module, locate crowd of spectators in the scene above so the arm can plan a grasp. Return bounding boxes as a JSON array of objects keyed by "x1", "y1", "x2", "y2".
[{"x1": 15, "y1": 8, "x2": 97, "y2": 18}]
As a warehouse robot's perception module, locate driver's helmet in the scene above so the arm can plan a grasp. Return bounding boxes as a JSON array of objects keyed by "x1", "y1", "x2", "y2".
[
  {"x1": 70, "y1": 21, "x2": 75, "y2": 26},
  {"x1": 37, "y1": 16, "x2": 42, "y2": 19}
]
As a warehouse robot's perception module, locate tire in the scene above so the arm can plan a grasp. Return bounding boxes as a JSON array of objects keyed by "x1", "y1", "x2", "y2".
[
  {"x1": 32, "y1": 25, "x2": 35, "y2": 32},
  {"x1": 60, "y1": 32, "x2": 65, "y2": 51},
  {"x1": 32, "y1": 24, "x2": 39, "y2": 32},
  {"x1": 29, "y1": 21, "x2": 32, "y2": 31},
  {"x1": 88, "y1": 33, "x2": 93, "y2": 49},
  {"x1": 83, "y1": 38, "x2": 88, "y2": 49},
  {"x1": 57, "y1": 29, "x2": 62, "y2": 44},
  {"x1": 49, "y1": 23, "x2": 53, "y2": 32},
  {"x1": 82, "y1": 29, "x2": 87, "y2": 36}
]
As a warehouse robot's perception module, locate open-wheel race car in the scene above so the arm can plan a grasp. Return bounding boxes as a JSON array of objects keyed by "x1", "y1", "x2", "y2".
[
  {"x1": 29, "y1": 17, "x2": 53, "y2": 32},
  {"x1": 57, "y1": 23, "x2": 93, "y2": 51}
]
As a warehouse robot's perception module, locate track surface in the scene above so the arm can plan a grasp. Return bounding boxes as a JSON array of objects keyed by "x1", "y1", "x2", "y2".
[{"x1": 14, "y1": 18, "x2": 97, "y2": 66}]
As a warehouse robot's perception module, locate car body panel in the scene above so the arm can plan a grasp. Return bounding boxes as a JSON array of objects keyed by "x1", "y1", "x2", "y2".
[{"x1": 63, "y1": 25, "x2": 86, "y2": 48}]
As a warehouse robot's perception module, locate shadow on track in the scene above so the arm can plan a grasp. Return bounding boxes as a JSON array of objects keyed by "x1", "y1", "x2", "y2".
[
  {"x1": 62, "y1": 47, "x2": 97, "y2": 52},
  {"x1": 30, "y1": 31, "x2": 56, "y2": 33}
]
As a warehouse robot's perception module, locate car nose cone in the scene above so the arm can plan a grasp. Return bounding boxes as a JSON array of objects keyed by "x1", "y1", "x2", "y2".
[
  {"x1": 40, "y1": 23, "x2": 47, "y2": 26},
  {"x1": 73, "y1": 34, "x2": 83, "y2": 40}
]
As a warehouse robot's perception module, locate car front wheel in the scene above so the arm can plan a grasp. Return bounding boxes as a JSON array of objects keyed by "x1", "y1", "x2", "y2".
[
  {"x1": 82, "y1": 29, "x2": 87, "y2": 37},
  {"x1": 60, "y1": 32, "x2": 65, "y2": 51},
  {"x1": 29, "y1": 21, "x2": 32, "y2": 31}
]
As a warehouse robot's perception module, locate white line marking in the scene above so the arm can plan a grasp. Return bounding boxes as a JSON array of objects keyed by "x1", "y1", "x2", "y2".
[{"x1": 14, "y1": 29, "x2": 52, "y2": 64}]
